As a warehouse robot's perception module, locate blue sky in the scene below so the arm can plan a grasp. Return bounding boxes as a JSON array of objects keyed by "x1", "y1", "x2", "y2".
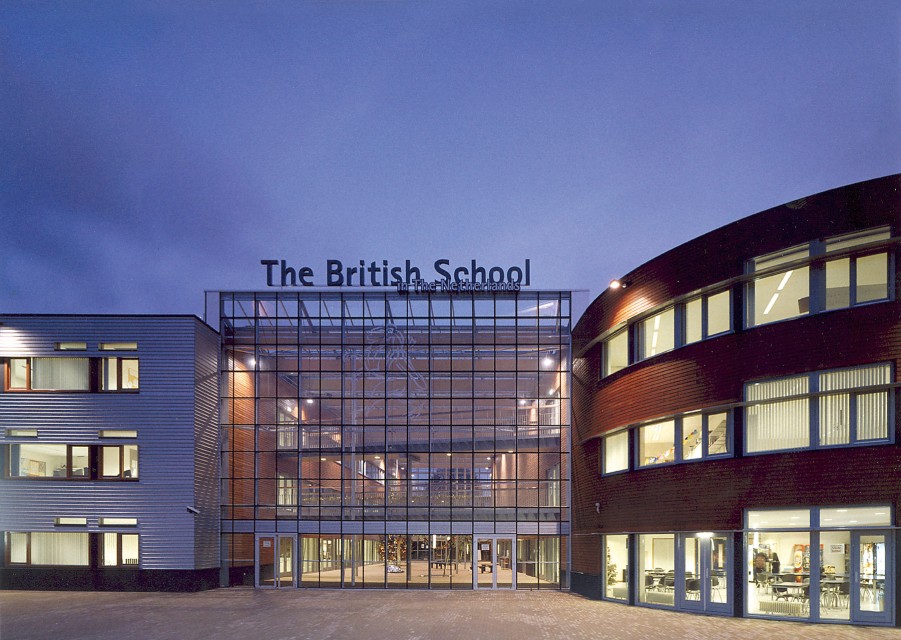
[{"x1": 2, "y1": 1, "x2": 898, "y2": 319}]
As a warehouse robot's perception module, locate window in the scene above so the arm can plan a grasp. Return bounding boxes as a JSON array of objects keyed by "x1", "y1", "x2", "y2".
[
  {"x1": 604, "y1": 289, "x2": 733, "y2": 376},
  {"x1": 99, "y1": 517, "x2": 138, "y2": 526},
  {"x1": 5, "y1": 356, "x2": 140, "y2": 392},
  {"x1": 102, "y1": 532, "x2": 139, "y2": 567},
  {"x1": 745, "y1": 375, "x2": 810, "y2": 453},
  {"x1": 100, "y1": 445, "x2": 139, "y2": 479},
  {"x1": 6, "y1": 531, "x2": 89, "y2": 566},
  {"x1": 604, "y1": 535, "x2": 629, "y2": 601},
  {"x1": 6, "y1": 357, "x2": 90, "y2": 391},
  {"x1": 748, "y1": 244, "x2": 810, "y2": 326},
  {"x1": 825, "y1": 228, "x2": 890, "y2": 307},
  {"x1": 681, "y1": 414, "x2": 703, "y2": 460},
  {"x1": 102, "y1": 357, "x2": 139, "y2": 391},
  {"x1": 746, "y1": 363, "x2": 891, "y2": 454},
  {"x1": 638, "y1": 420, "x2": 675, "y2": 466},
  {"x1": 7, "y1": 444, "x2": 89, "y2": 478},
  {"x1": 99, "y1": 342, "x2": 138, "y2": 351},
  {"x1": 639, "y1": 308, "x2": 675, "y2": 360},
  {"x1": 819, "y1": 363, "x2": 890, "y2": 445},
  {"x1": 602, "y1": 431, "x2": 629, "y2": 474},
  {"x1": 748, "y1": 226, "x2": 891, "y2": 327},
  {"x1": 684, "y1": 290, "x2": 732, "y2": 345},
  {"x1": 608, "y1": 411, "x2": 731, "y2": 472},
  {"x1": 99, "y1": 430, "x2": 137, "y2": 438},
  {"x1": 55, "y1": 342, "x2": 87, "y2": 351},
  {"x1": 602, "y1": 330, "x2": 628, "y2": 377},
  {"x1": 6, "y1": 429, "x2": 38, "y2": 437},
  {"x1": 55, "y1": 517, "x2": 87, "y2": 526},
  {"x1": 6, "y1": 444, "x2": 139, "y2": 480}
]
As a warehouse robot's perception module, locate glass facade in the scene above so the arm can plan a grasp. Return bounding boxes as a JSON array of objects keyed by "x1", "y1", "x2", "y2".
[
  {"x1": 219, "y1": 290, "x2": 571, "y2": 589},
  {"x1": 746, "y1": 506, "x2": 893, "y2": 624}
]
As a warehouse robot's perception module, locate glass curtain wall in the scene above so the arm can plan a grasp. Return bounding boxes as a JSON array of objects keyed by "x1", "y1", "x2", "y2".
[{"x1": 220, "y1": 290, "x2": 571, "y2": 589}]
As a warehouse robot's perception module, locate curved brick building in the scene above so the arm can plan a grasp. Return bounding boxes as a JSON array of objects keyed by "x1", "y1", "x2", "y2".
[{"x1": 570, "y1": 174, "x2": 900, "y2": 627}]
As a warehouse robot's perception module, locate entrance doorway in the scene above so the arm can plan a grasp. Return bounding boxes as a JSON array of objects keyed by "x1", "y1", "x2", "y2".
[
  {"x1": 851, "y1": 531, "x2": 892, "y2": 625},
  {"x1": 680, "y1": 533, "x2": 731, "y2": 614},
  {"x1": 474, "y1": 537, "x2": 515, "y2": 589},
  {"x1": 255, "y1": 534, "x2": 296, "y2": 588}
]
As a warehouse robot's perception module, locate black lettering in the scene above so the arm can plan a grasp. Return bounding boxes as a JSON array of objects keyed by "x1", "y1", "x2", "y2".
[
  {"x1": 280, "y1": 260, "x2": 297, "y2": 286},
  {"x1": 326, "y1": 260, "x2": 343, "y2": 286},
  {"x1": 434, "y1": 259, "x2": 451, "y2": 282},
  {"x1": 470, "y1": 260, "x2": 486, "y2": 283},
  {"x1": 298, "y1": 267, "x2": 314, "y2": 286},
  {"x1": 261, "y1": 260, "x2": 279, "y2": 286},
  {"x1": 405, "y1": 260, "x2": 421, "y2": 284}
]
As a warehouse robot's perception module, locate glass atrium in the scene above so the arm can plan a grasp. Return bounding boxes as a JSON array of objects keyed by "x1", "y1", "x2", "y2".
[{"x1": 217, "y1": 290, "x2": 571, "y2": 589}]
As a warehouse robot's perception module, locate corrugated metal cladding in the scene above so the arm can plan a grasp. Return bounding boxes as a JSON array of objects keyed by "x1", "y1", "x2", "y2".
[{"x1": 0, "y1": 315, "x2": 220, "y2": 571}]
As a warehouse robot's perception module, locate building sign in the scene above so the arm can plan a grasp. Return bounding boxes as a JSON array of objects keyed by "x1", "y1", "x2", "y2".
[{"x1": 261, "y1": 259, "x2": 531, "y2": 293}]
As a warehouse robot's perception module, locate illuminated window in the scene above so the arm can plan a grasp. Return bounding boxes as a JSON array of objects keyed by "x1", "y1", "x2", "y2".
[{"x1": 102, "y1": 358, "x2": 140, "y2": 391}]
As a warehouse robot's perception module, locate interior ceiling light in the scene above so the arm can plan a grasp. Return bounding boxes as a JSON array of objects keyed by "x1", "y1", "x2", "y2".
[{"x1": 763, "y1": 270, "x2": 793, "y2": 316}]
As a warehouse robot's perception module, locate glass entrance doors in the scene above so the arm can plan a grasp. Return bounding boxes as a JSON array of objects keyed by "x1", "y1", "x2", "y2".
[
  {"x1": 255, "y1": 534, "x2": 296, "y2": 588},
  {"x1": 680, "y1": 533, "x2": 731, "y2": 614},
  {"x1": 474, "y1": 537, "x2": 514, "y2": 589},
  {"x1": 853, "y1": 531, "x2": 892, "y2": 625}
]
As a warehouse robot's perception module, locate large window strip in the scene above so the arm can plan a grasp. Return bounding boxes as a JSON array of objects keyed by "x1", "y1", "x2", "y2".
[
  {"x1": 745, "y1": 363, "x2": 892, "y2": 454},
  {"x1": 748, "y1": 227, "x2": 891, "y2": 327}
]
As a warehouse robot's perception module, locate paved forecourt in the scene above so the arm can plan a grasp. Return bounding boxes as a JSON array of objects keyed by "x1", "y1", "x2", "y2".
[{"x1": 1, "y1": 589, "x2": 897, "y2": 640}]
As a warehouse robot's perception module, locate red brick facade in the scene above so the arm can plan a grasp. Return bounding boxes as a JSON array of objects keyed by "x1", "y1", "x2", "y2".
[{"x1": 570, "y1": 174, "x2": 901, "y2": 615}]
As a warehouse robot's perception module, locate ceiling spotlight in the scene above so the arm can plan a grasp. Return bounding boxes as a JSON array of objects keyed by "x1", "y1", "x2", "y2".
[
  {"x1": 542, "y1": 356, "x2": 554, "y2": 367},
  {"x1": 609, "y1": 279, "x2": 630, "y2": 290},
  {"x1": 518, "y1": 399, "x2": 527, "y2": 406},
  {"x1": 306, "y1": 398, "x2": 314, "y2": 404}
]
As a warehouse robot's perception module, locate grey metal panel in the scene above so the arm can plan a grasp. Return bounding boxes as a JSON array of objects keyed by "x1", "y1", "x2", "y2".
[
  {"x1": 276, "y1": 521, "x2": 298, "y2": 533},
  {"x1": 450, "y1": 522, "x2": 473, "y2": 534},
  {"x1": 192, "y1": 320, "x2": 220, "y2": 569},
  {"x1": 341, "y1": 521, "x2": 363, "y2": 534},
  {"x1": 233, "y1": 520, "x2": 255, "y2": 533},
  {"x1": 517, "y1": 522, "x2": 539, "y2": 535},
  {"x1": 0, "y1": 316, "x2": 207, "y2": 571},
  {"x1": 298, "y1": 521, "x2": 320, "y2": 534},
  {"x1": 362, "y1": 521, "x2": 386, "y2": 534},
  {"x1": 473, "y1": 522, "x2": 494, "y2": 534},
  {"x1": 406, "y1": 522, "x2": 428, "y2": 535},
  {"x1": 319, "y1": 521, "x2": 341, "y2": 534}
]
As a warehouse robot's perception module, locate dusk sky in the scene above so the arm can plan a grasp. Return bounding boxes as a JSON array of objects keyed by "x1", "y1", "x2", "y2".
[{"x1": 2, "y1": 1, "x2": 899, "y2": 321}]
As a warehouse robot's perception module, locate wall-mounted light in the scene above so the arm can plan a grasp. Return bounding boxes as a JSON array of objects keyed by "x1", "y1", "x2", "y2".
[{"x1": 595, "y1": 502, "x2": 601, "y2": 514}]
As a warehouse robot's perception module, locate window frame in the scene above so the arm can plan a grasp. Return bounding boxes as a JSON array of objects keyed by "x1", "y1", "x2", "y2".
[
  {"x1": 4, "y1": 531, "x2": 91, "y2": 567},
  {"x1": 601, "y1": 411, "x2": 733, "y2": 474},
  {"x1": 99, "y1": 444, "x2": 139, "y2": 480},
  {"x1": 601, "y1": 329, "x2": 629, "y2": 379},
  {"x1": 743, "y1": 363, "x2": 894, "y2": 456},
  {"x1": 746, "y1": 226, "x2": 893, "y2": 328},
  {"x1": 102, "y1": 532, "x2": 140, "y2": 568},
  {"x1": 101, "y1": 357, "x2": 140, "y2": 392},
  {"x1": 5, "y1": 443, "x2": 139, "y2": 481},
  {"x1": 600, "y1": 430, "x2": 630, "y2": 476}
]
